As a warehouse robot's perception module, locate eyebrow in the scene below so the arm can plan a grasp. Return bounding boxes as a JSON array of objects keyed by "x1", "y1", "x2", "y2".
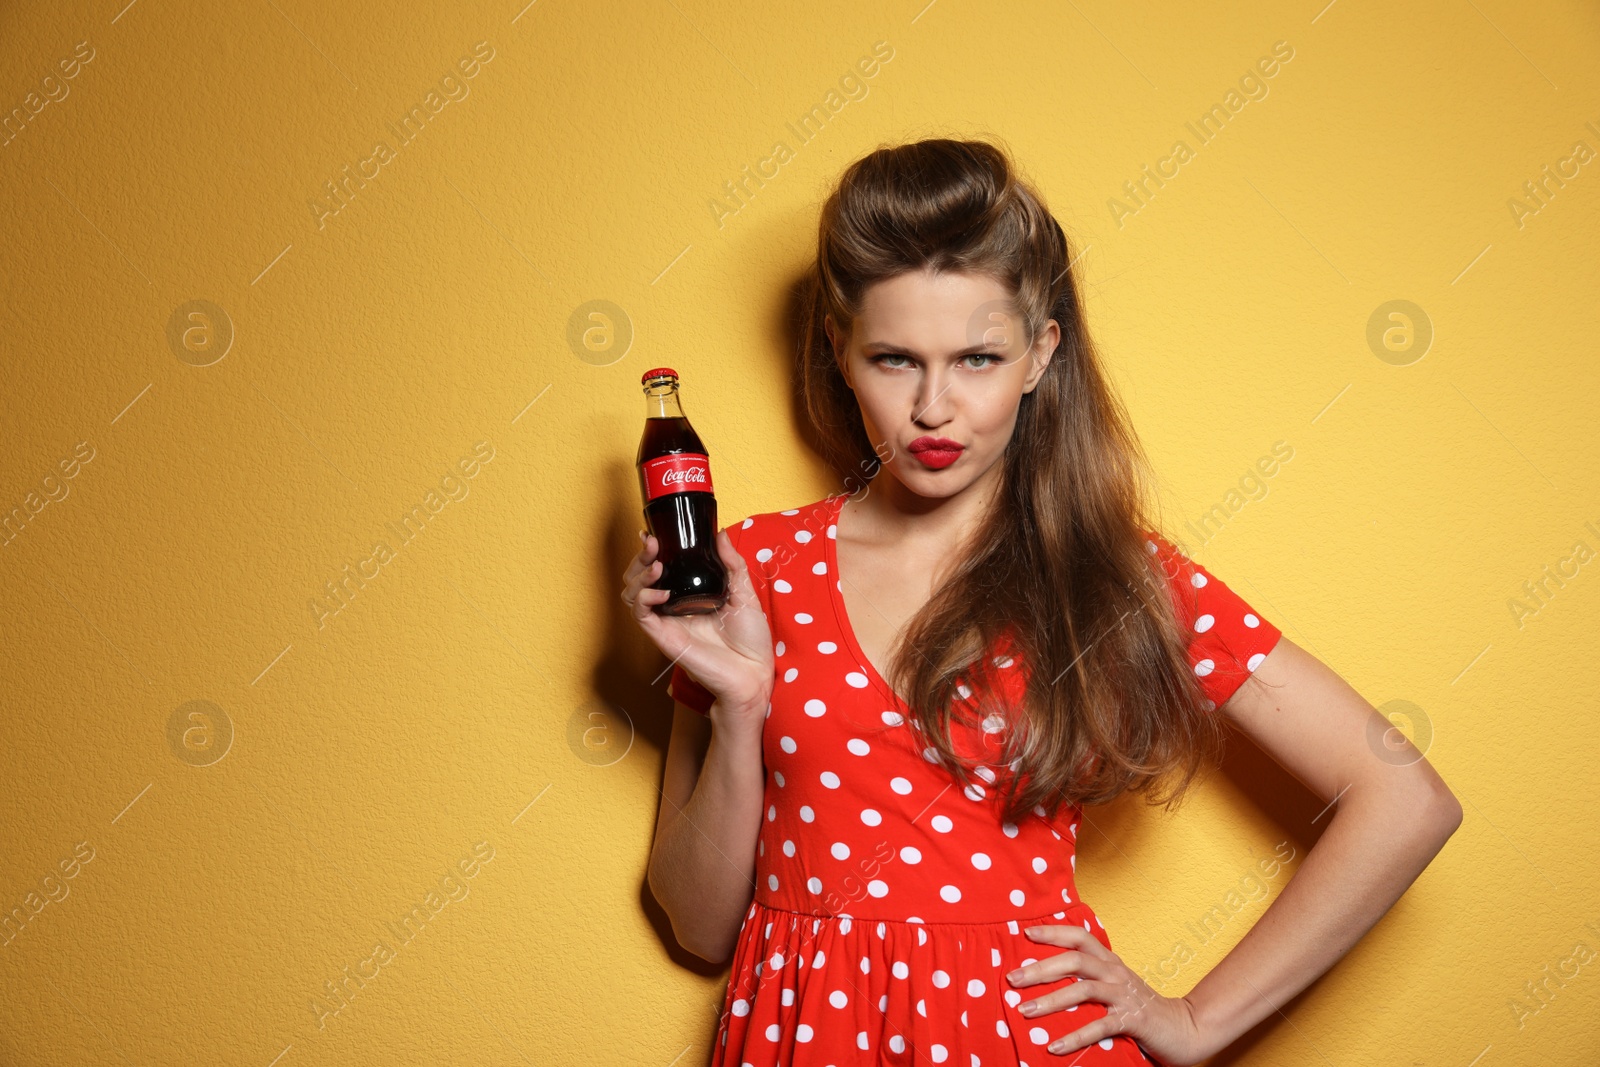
[{"x1": 860, "y1": 341, "x2": 1007, "y2": 357}]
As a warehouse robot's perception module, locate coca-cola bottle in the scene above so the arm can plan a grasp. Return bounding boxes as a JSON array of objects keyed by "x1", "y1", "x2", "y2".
[{"x1": 637, "y1": 367, "x2": 728, "y2": 615}]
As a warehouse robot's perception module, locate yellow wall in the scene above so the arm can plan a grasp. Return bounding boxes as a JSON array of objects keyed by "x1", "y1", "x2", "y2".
[{"x1": 2, "y1": 0, "x2": 1597, "y2": 1063}]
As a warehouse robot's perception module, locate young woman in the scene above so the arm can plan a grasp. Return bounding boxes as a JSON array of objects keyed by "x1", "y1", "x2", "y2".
[{"x1": 629, "y1": 138, "x2": 1461, "y2": 1066}]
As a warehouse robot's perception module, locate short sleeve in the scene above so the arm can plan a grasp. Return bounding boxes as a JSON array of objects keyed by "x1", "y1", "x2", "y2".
[
  {"x1": 1145, "y1": 532, "x2": 1283, "y2": 711},
  {"x1": 664, "y1": 518, "x2": 752, "y2": 716}
]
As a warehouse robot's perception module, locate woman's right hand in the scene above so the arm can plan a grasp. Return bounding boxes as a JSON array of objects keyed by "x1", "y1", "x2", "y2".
[{"x1": 623, "y1": 527, "x2": 774, "y2": 727}]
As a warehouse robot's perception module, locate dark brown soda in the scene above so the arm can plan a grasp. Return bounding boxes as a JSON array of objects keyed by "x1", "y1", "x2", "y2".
[{"x1": 637, "y1": 403, "x2": 727, "y2": 615}]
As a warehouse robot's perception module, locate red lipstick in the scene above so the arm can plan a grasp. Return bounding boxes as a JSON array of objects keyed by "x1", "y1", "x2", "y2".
[{"x1": 908, "y1": 436, "x2": 964, "y2": 470}]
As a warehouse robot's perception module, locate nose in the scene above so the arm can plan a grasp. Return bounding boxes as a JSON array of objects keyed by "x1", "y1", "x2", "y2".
[{"x1": 912, "y1": 364, "x2": 955, "y2": 427}]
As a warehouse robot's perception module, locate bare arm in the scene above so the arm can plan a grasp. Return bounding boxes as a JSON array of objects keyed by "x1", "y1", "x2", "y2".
[
  {"x1": 1180, "y1": 635, "x2": 1463, "y2": 1055},
  {"x1": 646, "y1": 700, "x2": 766, "y2": 965}
]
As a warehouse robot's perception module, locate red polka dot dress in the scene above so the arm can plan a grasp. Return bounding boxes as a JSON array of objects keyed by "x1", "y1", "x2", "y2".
[{"x1": 668, "y1": 493, "x2": 1283, "y2": 1066}]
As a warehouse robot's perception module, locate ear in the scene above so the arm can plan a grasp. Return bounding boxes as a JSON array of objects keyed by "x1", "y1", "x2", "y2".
[{"x1": 1021, "y1": 319, "x2": 1060, "y2": 394}]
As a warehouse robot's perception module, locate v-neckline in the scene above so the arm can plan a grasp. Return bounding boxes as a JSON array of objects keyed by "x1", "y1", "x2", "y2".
[{"x1": 824, "y1": 492, "x2": 914, "y2": 712}]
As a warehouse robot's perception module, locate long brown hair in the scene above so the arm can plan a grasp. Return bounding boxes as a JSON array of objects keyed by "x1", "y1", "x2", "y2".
[{"x1": 797, "y1": 137, "x2": 1240, "y2": 824}]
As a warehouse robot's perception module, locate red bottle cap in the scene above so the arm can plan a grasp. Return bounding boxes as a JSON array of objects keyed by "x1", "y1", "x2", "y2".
[{"x1": 641, "y1": 367, "x2": 679, "y2": 383}]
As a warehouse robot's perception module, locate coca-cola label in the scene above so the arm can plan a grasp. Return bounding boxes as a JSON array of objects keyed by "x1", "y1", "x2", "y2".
[{"x1": 641, "y1": 452, "x2": 714, "y2": 501}]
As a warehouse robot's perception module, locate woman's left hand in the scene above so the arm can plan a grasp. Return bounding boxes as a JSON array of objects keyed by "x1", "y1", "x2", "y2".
[{"x1": 1006, "y1": 923, "x2": 1211, "y2": 1066}]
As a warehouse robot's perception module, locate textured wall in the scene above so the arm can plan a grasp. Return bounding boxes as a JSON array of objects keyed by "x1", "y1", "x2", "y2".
[{"x1": 2, "y1": 0, "x2": 1597, "y2": 1064}]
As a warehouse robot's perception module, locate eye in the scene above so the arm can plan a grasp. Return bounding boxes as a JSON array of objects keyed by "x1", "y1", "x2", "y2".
[
  {"x1": 868, "y1": 353, "x2": 911, "y2": 368},
  {"x1": 962, "y1": 353, "x2": 1004, "y2": 368}
]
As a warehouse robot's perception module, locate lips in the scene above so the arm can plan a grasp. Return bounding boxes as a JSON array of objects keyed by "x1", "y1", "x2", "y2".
[{"x1": 908, "y1": 436, "x2": 964, "y2": 470}]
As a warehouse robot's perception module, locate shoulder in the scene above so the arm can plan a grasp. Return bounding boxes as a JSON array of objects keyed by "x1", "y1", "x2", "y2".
[{"x1": 724, "y1": 495, "x2": 840, "y2": 552}]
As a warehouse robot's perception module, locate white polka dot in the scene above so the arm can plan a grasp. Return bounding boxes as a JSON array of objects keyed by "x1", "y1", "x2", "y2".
[
  {"x1": 813, "y1": 561, "x2": 828, "y2": 575},
  {"x1": 932, "y1": 969, "x2": 951, "y2": 988},
  {"x1": 1145, "y1": 539, "x2": 1159, "y2": 554},
  {"x1": 756, "y1": 548, "x2": 773, "y2": 563},
  {"x1": 882, "y1": 711, "x2": 905, "y2": 727},
  {"x1": 831, "y1": 842, "x2": 851, "y2": 860},
  {"x1": 741, "y1": 518, "x2": 755, "y2": 528},
  {"x1": 931, "y1": 1044, "x2": 948, "y2": 1063},
  {"x1": 975, "y1": 765, "x2": 997, "y2": 784},
  {"x1": 889, "y1": 1034, "x2": 905, "y2": 1053},
  {"x1": 1244, "y1": 613, "x2": 1260, "y2": 628},
  {"x1": 773, "y1": 771, "x2": 785, "y2": 787},
  {"x1": 1194, "y1": 613, "x2": 1215, "y2": 633},
  {"x1": 901, "y1": 846, "x2": 922, "y2": 864},
  {"x1": 799, "y1": 805, "x2": 815, "y2": 822},
  {"x1": 820, "y1": 771, "x2": 840, "y2": 788},
  {"x1": 1247, "y1": 652, "x2": 1267, "y2": 671},
  {"x1": 1099, "y1": 1038, "x2": 1115, "y2": 1050},
  {"x1": 922, "y1": 746, "x2": 940, "y2": 763},
  {"x1": 829, "y1": 990, "x2": 848, "y2": 1008},
  {"x1": 794, "y1": 612, "x2": 813, "y2": 624},
  {"x1": 765, "y1": 1023, "x2": 780, "y2": 1041},
  {"x1": 775, "y1": 640, "x2": 786, "y2": 656},
  {"x1": 780, "y1": 736, "x2": 797, "y2": 753},
  {"x1": 964, "y1": 783, "x2": 986, "y2": 801},
  {"x1": 768, "y1": 874, "x2": 779, "y2": 891},
  {"x1": 996, "y1": 1019, "x2": 1010, "y2": 1038},
  {"x1": 807, "y1": 877, "x2": 822, "y2": 893},
  {"x1": 1194, "y1": 659, "x2": 1216, "y2": 678},
  {"x1": 892, "y1": 960, "x2": 909, "y2": 979},
  {"x1": 860, "y1": 956, "x2": 871, "y2": 974},
  {"x1": 1061, "y1": 887, "x2": 1074, "y2": 904},
  {"x1": 1032, "y1": 857, "x2": 1047, "y2": 873},
  {"x1": 805, "y1": 698, "x2": 827, "y2": 717},
  {"x1": 957, "y1": 683, "x2": 973, "y2": 699},
  {"x1": 1002, "y1": 822, "x2": 1019, "y2": 838},
  {"x1": 857, "y1": 1031, "x2": 869, "y2": 1050},
  {"x1": 868, "y1": 880, "x2": 888, "y2": 897},
  {"x1": 783, "y1": 667, "x2": 799, "y2": 682},
  {"x1": 847, "y1": 738, "x2": 871, "y2": 756},
  {"x1": 971, "y1": 852, "x2": 991, "y2": 870},
  {"x1": 931, "y1": 815, "x2": 953, "y2": 833},
  {"x1": 733, "y1": 998, "x2": 750, "y2": 1016},
  {"x1": 769, "y1": 952, "x2": 785, "y2": 969},
  {"x1": 1010, "y1": 889, "x2": 1026, "y2": 906},
  {"x1": 1191, "y1": 572, "x2": 1208, "y2": 587},
  {"x1": 795, "y1": 1024, "x2": 814, "y2": 1043},
  {"x1": 890, "y1": 777, "x2": 913, "y2": 795},
  {"x1": 795, "y1": 530, "x2": 813, "y2": 544},
  {"x1": 967, "y1": 978, "x2": 985, "y2": 996},
  {"x1": 845, "y1": 671, "x2": 869, "y2": 688},
  {"x1": 940, "y1": 885, "x2": 962, "y2": 903},
  {"x1": 861, "y1": 808, "x2": 882, "y2": 826},
  {"x1": 783, "y1": 839, "x2": 796, "y2": 857},
  {"x1": 774, "y1": 579, "x2": 793, "y2": 594},
  {"x1": 767, "y1": 805, "x2": 776, "y2": 821},
  {"x1": 1029, "y1": 1026, "x2": 1050, "y2": 1045},
  {"x1": 981, "y1": 714, "x2": 1006, "y2": 733}
]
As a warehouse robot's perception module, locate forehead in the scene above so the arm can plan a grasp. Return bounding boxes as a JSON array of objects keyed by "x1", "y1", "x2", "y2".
[{"x1": 855, "y1": 269, "x2": 1017, "y2": 349}]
